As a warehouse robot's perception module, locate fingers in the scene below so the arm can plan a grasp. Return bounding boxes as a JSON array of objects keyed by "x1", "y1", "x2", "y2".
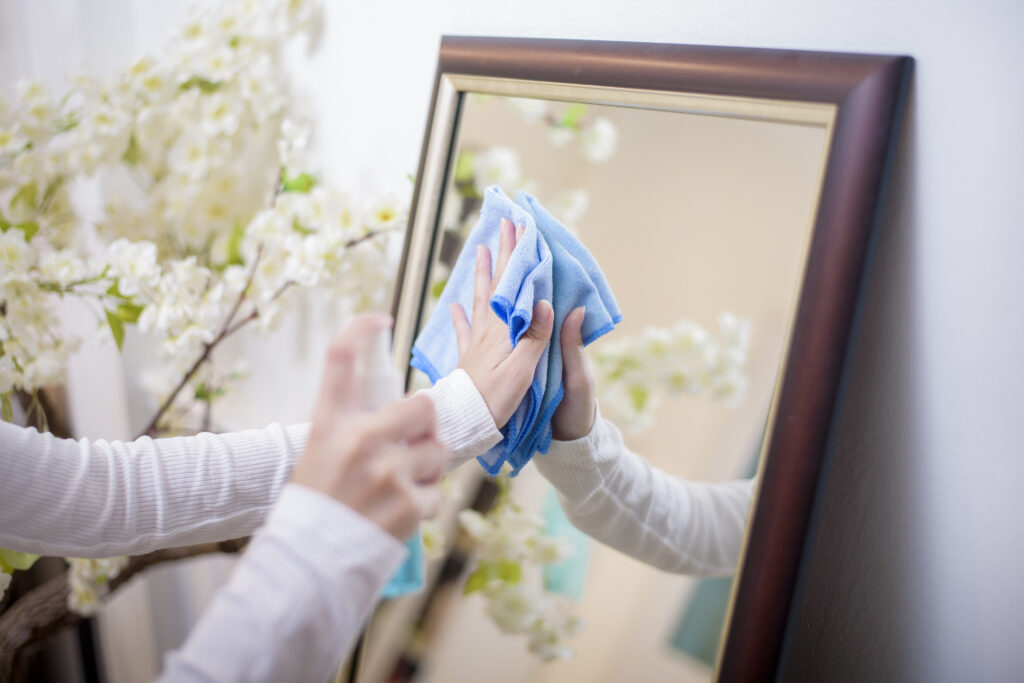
[
  {"x1": 506, "y1": 299, "x2": 554, "y2": 370},
  {"x1": 408, "y1": 481, "x2": 444, "y2": 520},
  {"x1": 400, "y1": 438, "x2": 447, "y2": 485},
  {"x1": 450, "y1": 302, "x2": 472, "y2": 356},
  {"x1": 362, "y1": 393, "x2": 437, "y2": 446},
  {"x1": 472, "y1": 244, "x2": 492, "y2": 330},
  {"x1": 316, "y1": 313, "x2": 393, "y2": 417},
  {"x1": 492, "y1": 218, "x2": 516, "y2": 289}
]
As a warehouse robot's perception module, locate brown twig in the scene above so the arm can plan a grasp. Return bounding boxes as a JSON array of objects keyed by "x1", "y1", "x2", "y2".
[
  {"x1": 0, "y1": 538, "x2": 248, "y2": 683},
  {"x1": 137, "y1": 228, "x2": 385, "y2": 438},
  {"x1": 136, "y1": 249, "x2": 264, "y2": 438}
]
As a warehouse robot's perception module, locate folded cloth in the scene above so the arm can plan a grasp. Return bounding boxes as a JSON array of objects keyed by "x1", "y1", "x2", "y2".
[{"x1": 411, "y1": 185, "x2": 621, "y2": 475}]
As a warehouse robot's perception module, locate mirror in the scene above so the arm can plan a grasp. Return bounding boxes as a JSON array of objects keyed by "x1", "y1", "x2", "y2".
[{"x1": 370, "y1": 38, "x2": 910, "y2": 683}]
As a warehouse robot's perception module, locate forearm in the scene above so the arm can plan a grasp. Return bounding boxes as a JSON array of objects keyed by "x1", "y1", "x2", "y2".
[
  {"x1": 158, "y1": 483, "x2": 405, "y2": 682},
  {"x1": 0, "y1": 420, "x2": 304, "y2": 558},
  {"x1": 0, "y1": 370, "x2": 497, "y2": 558},
  {"x1": 534, "y1": 415, "x2": 754, "y2": 575}
]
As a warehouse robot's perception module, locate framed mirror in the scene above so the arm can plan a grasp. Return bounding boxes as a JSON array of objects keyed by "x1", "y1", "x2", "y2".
[{"x1": 375, "y1": 37, "x2": 910, "y2": 683}]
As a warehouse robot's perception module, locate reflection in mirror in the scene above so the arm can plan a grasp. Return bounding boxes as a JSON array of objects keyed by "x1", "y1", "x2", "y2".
[{"x1": 365, "y1": 92, "x2": 832, "y2": 682}]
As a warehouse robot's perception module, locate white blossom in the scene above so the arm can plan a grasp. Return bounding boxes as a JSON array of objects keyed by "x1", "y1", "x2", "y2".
[
  {"x1": 0, "y1": 355, "x2": 15, "y2": 394},
  {"x1": 67, "y1": 557, "x2": 129, "y2": 616},
  {"x1": 580, "y1": 117, "x2": 618, "y2": 163},
  {"x1": 594, "y1": 314, "x2": 752, "y2": 433},
  {"x1": 108, "y1": 239, "x2": 161, "y2": 297},
  {"x1": 547, "y1": 126, "x2": 574, "y2": 148},
  {"x1": 363, "y1": 193, "x2": 408, "y2": 233},
  {"x1": 506, "y1": 97, "x2": 548, "y2": 124},
  {"x1": 421, "y1": 519, "x2": 447, "y2": 561},
  {"x1": 39, "y1": 250, "x2": 88, "y2": 287},
  {"x1": 546, "y1": 189, "x2": 590, "y2": 231},
  {"x1": 485, "y1": 583, "x2": 538, "y2": 633},
  {"x1": 473, "y1": 147, "x2": 522, "y2": 191},
  {"x1": 0, "y1": 230, "x2": 35, "y2": 273}
]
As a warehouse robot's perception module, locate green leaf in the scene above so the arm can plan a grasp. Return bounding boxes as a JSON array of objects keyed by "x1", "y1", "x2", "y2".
[
  {"x1": 497, "y1": 560, "x2": 522, "y2": 584},
  {"x1": 10, "y1": 182, "x2": 38, "y2": 212},
  {"x1": 105, "y1": 309, "x2": 125, "y2": 351},
  {"x1": 281, "y1": 170, "x2": 315, "y2": 194},
  {"x1": 0, "y1": 214, "x2": 9, "y2": 231},
  {"x1": 14, "y1": 221, "x2": 38, "y2": 241},
  {"x1": 55, "y1": 115, "x2": 79, "y2": 132},
  {"x1": 41, "y1": 176, "x2": 66, "y2": 208},
  {"x1": 291, "y1": 216, "x2": 313, "y2": 236},
  {"x1": 430, "y1": 277, "x2": 448, "y2": 300},
  {"x1": 227, "y1": 221, "x2": 246, "y2": 266},
  {"x1": 106, "y1": 281, "x2": 126, "y2": 299},
  {"x1": 559, "y1": 103, "x2": 587, "y2": 130},
  {"x1": 463, "y1": 563, "x2": 494, "y2": 595},
  {"x1": 1, "y1": 393, "x2": 12, "y2": 423},
  {"x1": 0, "y1": 548, "x2": 40, "y2": 572},
  {"x1": 179, "y1": 76, "x2": 222, "y2": 94},
  {"x1": 194, "y1": 382, "x2": 227, "y2": 402},
  {"x1": 407, "y1": 173, "x2": 416, "y2": 184},
  {"x1": 628, "y1": 385, "x2": 649, "y2": 412},
  {"x1": 122, "y1": 135, "x2": 141, "y2": 165},
  {"x1": 116, "y1": 302, "x2": 144, "y2": 323},
  {"x1": 454, "y1": 151, "x2": 476, "y2": 184}
]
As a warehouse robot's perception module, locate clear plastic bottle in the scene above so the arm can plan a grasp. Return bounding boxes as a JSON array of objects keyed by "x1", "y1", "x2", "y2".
[{"x1": 359, "y1": 328, "x2": 424, "y2": 598}]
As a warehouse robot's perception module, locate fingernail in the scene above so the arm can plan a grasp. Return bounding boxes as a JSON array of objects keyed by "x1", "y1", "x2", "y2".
[
  {"x1": 537, "y1": 300, "x2": 552, "y2": 323},
  {"x1": 576, "y1": 305, "x2": 586, "y2": 320}
]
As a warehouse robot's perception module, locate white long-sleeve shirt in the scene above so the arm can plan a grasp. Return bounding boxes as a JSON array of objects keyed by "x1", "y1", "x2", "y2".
[
  {"x1": 534, "y1": 413, "x2": 755, "y2": 576},
  {"x1": 0, "y1": 372, "x2": 752, "y2": 680},
  {"x1": 0, "y1": 369, "x2": 501, "y2": 682}
]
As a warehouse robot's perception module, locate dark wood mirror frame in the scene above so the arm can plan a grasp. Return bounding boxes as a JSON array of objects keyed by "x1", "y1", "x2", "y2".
[{"x1": 393, "y1": 36, "x2": 912, "y2": 682}]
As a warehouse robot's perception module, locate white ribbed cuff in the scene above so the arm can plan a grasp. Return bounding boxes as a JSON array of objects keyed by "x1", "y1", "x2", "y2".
[
  {"x1": 534, "y1": 413, "x2": 617, "y2": 503},
  {"x1": 425, "y1": 369, "x2": 502, "y2": 468}
]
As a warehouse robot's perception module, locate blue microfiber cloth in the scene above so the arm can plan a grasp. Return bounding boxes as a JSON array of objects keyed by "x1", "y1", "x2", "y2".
[{"x1": 411, "y1": 185, "x2": 621, "y2": 475}]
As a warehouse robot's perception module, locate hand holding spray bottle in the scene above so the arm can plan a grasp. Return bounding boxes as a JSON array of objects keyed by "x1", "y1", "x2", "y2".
[{"x1": 358, "y1": 327, "x2": 424, "y2": 597}]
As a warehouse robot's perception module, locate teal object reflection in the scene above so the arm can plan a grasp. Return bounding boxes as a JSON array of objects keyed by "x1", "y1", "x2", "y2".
[
  {"x1": 541, "y1": 485, "x2": 589, "y2": 599},
  {"x1": 380, "y1": 531, "x2": 423, "y2": 598}
]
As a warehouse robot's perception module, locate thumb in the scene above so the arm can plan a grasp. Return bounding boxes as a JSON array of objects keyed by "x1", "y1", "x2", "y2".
[
  {"x1": 507, "y1": 299, "x2": 553, "y2": 370},
  {"x1": 560, "y1": 306, "x2": 588, "y2": 385}
]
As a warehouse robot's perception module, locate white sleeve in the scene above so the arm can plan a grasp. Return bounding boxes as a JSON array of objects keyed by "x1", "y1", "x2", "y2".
[
  {"x1": 0, "y1": 419, "x2": 306, "y2": 558},
  {"x1": 532, "y1": 414, "x2": 755, "y2": 576},
  {"x1": 158, "y1": 483, "x2": 406, "y2": 683},
  {"x1": 422, "y1": 368, "x2": 502, "y2": 470},
  {"x1": 0, "y1": 369, "x2": 499, "y2": 558}
]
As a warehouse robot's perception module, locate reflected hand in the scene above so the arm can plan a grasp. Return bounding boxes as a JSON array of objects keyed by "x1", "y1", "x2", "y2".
[
  {"x1": 293, "y1": 314, "x2": 447, "y2": 540},
  {"x1": 552, "y1": 306, "x2": 597, "y2": 441},
  {"x1": 450, "y1": 218, "x2": 554, "y2": 428}
]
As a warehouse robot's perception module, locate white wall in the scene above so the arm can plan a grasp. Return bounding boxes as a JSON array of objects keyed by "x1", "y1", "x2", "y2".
[{"x1": 4, "y1": 0, "x2": 1022, "y2": 680}]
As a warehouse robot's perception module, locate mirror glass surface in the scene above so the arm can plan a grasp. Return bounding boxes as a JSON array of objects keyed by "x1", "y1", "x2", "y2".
[{"x1": 371, "y1": 88, "x2": 833, "y2": 683}]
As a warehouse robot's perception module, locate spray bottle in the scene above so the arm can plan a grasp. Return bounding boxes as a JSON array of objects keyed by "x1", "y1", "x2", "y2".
[{"x1": 358, "y1": 327, "x2": 424, "y2": 598}]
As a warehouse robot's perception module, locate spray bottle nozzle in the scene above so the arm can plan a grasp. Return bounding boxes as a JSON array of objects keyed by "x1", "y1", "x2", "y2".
[{"x1": 357, "y1": 327, "x2": 403, "y2": 411}]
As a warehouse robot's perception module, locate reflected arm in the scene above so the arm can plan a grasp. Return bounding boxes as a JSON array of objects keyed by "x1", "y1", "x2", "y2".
[{"x1": 534, "y1": 413, "x2": 754, "y2": 575}]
